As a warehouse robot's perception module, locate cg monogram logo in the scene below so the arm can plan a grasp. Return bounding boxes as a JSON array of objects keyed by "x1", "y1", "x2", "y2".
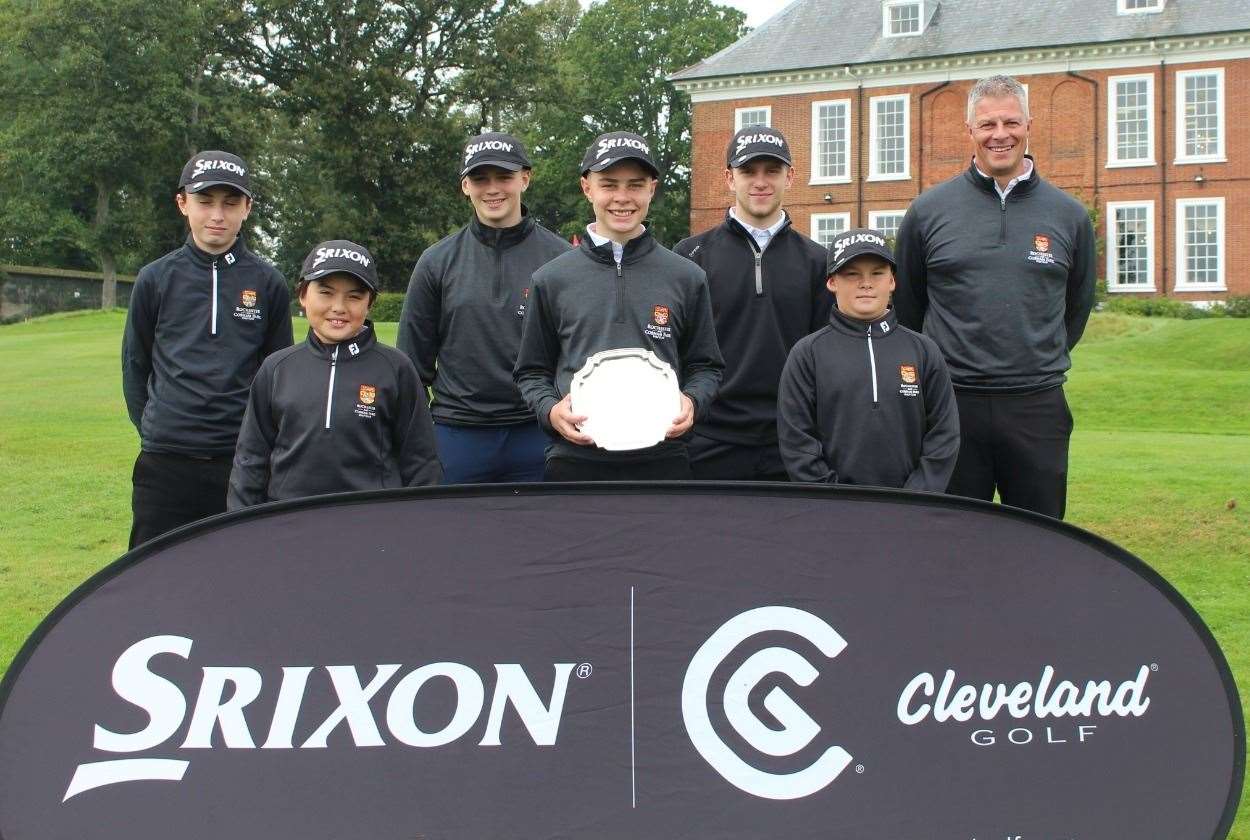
[{"x1": 681, "y1": 606, "x2": 852, "y2": 800}]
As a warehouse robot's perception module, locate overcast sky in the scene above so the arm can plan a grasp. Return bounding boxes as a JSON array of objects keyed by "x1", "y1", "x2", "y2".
[{"x1": 577, "y1": 0, "x2": 784, "y2": 29}]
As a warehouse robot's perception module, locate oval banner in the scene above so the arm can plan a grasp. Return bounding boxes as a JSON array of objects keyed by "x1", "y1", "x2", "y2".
[{"x1": 0, "y1": 485, "x2": 1242, "y2": 839}]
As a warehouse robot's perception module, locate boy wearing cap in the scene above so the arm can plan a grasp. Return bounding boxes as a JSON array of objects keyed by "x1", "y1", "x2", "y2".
[
  {"x1": 674, "y1": 127, "x2": 831, "y2": 481},
  {"x1": 228, "y1": 241, "x2": 441, "y2": 507},
  {"x1": 122, "y1": 151, "x2": 293, "y2": 547},
  {"x1": 514, "y1": 131, "x2": 724, "y2": 480},
  {"x1": 397, "y1": 132, "x2": 570, "y2": 483},
  {"x1": 777, "y1": 229, "x2": 958, "y2": 491}
]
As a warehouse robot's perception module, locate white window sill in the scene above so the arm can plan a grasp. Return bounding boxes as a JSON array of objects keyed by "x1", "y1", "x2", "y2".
[
  {"x1": 867, "y1": 172, "x2": 911, "y2": 182},
  {"x1": 1106, "y1": 159, "x2": 1156, "y2": 169},
  {"x1": 1173, "y1": 284, "x2": 1227, "y2": 293},
  {"x1": 1107, "y1": 284, "x2": 1157, "y2": 293},
  {"x1": 884, "y1": 31, "x2": 923, "y2": 38},
  {"x1": 1173, "y1": 156, "x2": 1227, "y2": 166},
  {"x1": 809, "y1": 176, "x2": 852, "y2": 186}
]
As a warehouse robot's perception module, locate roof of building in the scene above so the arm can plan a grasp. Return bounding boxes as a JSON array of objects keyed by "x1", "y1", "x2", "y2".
[{"x1": 671, "y1": 0, "x2": 1250, "y2": 82}]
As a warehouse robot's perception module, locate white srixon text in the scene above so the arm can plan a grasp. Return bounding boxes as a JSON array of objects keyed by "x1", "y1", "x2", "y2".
[
  {"x1": 312, "y1": 247, "x2": 371, "y2": 269},
  {"x1": 597, "y1": 136, "x2": 649, "y2": 159},
  {"x1": 191, "y1": 159, "x2": 246, "y2": 179}
]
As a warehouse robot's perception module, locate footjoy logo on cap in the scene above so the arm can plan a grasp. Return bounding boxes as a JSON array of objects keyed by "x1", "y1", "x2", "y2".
[
  {"x1": 312, "y1": 247, "x2": 371, "y2": 269},
  {"x1": 735, "y1": 133, "x2": 784, "y2": 154},
  {"x1": 191, "y1": 158, "x2": 247, "y2": 180},
  {"x1": 598, "y1": 136, "x2": 649, "y2": 159},
  {"x1": 682, "y1": 607, "x2": 853, "y2": 800},
  {"x1": 464, "y1": 139, "x2": 514, "y2": 165}
]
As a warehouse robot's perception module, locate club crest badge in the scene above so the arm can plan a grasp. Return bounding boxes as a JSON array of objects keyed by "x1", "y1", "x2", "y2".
[
  {"x1": 241, "y1": 290, "x2": 257, "y2": 308},
  {"x1": 652, "y1": 305, "x2": 670, "y2": 326},
  {"x1": 358, "y1": 385, "x2": 376, "y2": 405},
  {"x1": 1034, "y1": 234, "x2": 1051, "y2": 253},
  {"x1": 900, "y1": 365, "x2": 917, "y2": 385}
]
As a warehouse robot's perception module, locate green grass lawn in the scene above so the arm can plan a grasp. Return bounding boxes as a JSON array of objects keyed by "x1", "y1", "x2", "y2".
[{"x1": 1, "y1": 310, "x2": 1247, "y2": 833}]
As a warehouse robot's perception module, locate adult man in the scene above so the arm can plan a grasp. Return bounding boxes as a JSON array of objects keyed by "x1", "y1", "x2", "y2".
[
  {"x1": 397, "y1": 132, "x2": 570, "y2": 483},
  {"x1": 122, "y1": 151, "x2": 292, "y2": 548},
  {"x1": 893, "y1": 74, "x2": 1095, "y2": 518},
  {"x1": 674, "y1": 127, "x2": 831, "y2": 481},
  {"x1": 514, "y1": 131, "x2": 724, "y2": 480}
]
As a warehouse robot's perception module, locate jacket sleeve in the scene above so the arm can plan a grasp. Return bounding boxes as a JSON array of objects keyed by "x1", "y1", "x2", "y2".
[
  {"x1": 395, "y1": 252, "x2": 442, "y2": 388},
  {"x1": 1064, "y1": 208, "x2": 1097, "y2": 351},
  {"x1": 891, "y1": 207, "x2": 928, "y2": 333},
  {"x1": 672, "y1": 234, "x2": 704, "y2": 266},
  {"x1": 393, "y1": 356, "x2": 443, "y2": 486},
  {"x1": 904, "y1": 343, "x2": 961, "y2": 493},
  {"x1": 262, "y1": 268, "x2": 294, "y2": 359},
  {"x1": 121, "y1": 266, "x2": 158, "y2": 432},
  {"x1": 776, "y1": 342, "x2": 836, "y2": 484},
  {"x1": 677, "y1": 273, "x2": 725, "y2": 421},
  {"x1": 810, "y1": 245, "x2": 834, "y2": 333},
  {"x1": 227, "y1": 362, "x2": 277, "y2": 509},
  {"x1": 513, "y1": 278, "x2": 563, "y2": 433}
]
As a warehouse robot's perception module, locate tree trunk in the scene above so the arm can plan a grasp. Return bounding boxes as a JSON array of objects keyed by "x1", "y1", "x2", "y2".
[{"x1": 95, "y1": 182, "x2": 117, "y2": 310}]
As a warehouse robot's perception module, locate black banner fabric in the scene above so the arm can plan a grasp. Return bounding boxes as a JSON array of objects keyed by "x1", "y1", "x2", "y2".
[{"x1": 0, "y1": 485, "x2": 1242, "y2": 839}]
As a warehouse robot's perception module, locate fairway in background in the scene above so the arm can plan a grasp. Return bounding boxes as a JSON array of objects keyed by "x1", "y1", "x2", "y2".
[{"x1": 1, "y1": 310, "x2": 1247, "y2": 836}]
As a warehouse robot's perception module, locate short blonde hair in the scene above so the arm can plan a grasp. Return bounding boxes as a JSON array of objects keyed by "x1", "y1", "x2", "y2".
[{"x1": 966, "y1": 75, "x2": 1029, "y2": 123}]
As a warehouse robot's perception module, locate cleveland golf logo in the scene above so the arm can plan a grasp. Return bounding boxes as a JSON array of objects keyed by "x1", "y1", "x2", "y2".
[
  {"x1": 682, "y1": 607, "x2": 853, "y2": 800},
  {"x1": 64, "y1": 636, "x2": 578, "y2": 800}
]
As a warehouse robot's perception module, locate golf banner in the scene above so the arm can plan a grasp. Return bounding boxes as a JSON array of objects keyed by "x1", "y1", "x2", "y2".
[{"x1": 0, "y1": 485, "x2": 1241, "y2": 838}]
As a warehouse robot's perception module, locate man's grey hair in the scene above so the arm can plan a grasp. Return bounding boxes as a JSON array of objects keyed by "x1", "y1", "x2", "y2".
[{"x1": 966, "y1": 75, "x2": 1030, "y2": 123}]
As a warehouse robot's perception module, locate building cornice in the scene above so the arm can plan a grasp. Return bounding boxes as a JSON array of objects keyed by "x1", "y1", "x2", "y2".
[{"x1": 675, "y1": 32, "x2": 1250, "y2": 102}]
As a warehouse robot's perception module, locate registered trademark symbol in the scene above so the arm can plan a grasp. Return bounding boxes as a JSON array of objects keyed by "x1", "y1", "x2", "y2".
[
  {"x1": 576, "y1": 663, "x2": 593, "y2": 679},
  {"x1": 1150, "y1": 663, "x2": 1159, "y2": 672},
  {"x1": 855, "y1": 764, "x2": 865, "y2": 774}
]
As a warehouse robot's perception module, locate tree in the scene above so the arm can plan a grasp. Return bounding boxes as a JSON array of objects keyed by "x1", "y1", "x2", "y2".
[{"x1": 517, "y1": 0, "x2": 746, "y2": 245}]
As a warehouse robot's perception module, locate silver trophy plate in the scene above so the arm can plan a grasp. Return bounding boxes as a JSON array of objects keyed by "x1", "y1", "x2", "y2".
[{"x1": 570, "y1": 348, "x2": 681, "y2": 451}]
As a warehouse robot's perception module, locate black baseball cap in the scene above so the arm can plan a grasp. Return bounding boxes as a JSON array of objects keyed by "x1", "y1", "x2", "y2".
[
  {"x1": 460, "y1": 132, "x2": 532, "y2": 178},
  {"x1": 179, "y1": 151, "x2": 252, "y2": 198},
  {"x1": 300, "y1": 240, "x2": 379, "y2": 293},
  {"x1": 580, "y1": 131, "x2": 659, "y2": 178},
  {"x1": 827, "y1": 228, "x2": 896, "y2": 276},
  {"x1": 726, "y1": 126, "x2": 793, "y2": 168}
]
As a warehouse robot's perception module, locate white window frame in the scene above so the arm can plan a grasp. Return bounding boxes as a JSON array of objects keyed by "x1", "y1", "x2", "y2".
[
  {"x1": 882, "y1": 0, "x2": 923, "y2": 37},
  {"x1": 868, "y1": 93, "x2": 910, "y2": 182},
  {"x1": 1105, "y1": 201, "x2": 1155, "y2": 292},
  {"x1": 1117, "y1": 0, "x2": 1164, "y2": 14},
  {"x1": 1174, "y1": 67, "x2": 1225, "y2": 164},
  {"x1": 1107, "y1": 73, "x2": 1155, "y2": 168},
  {"x1": 868, "y1": 209, "x2": 907, "y2": 241},
  {"x1": 809, "y1": 99, "x2": 852, "y2": 186},
  {"x1": 734, "y1": 106, "x2": 772, "y2": 131},
  {"x1": 810, "y1": 212, "x2": 853, "y2": 249},
  {"x1": 1174, "y1": 197, "x2": 1225, "y2": 292}
]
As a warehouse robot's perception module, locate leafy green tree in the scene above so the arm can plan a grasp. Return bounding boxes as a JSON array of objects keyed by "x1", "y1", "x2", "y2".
[{"x1": 517, "y1": 0, "x2": 746, "y2": 245}]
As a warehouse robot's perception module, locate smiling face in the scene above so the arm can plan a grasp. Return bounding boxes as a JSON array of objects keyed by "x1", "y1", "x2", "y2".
[
  {"x1": 461, "y1": 165, "x2": 529, "y2": 228},
  {"x1": 580, "y1": 160, "x2": 656, "y2": 243},
  {"x1": 828, "y1": 255, "x2": 895, "y2": 322},
  {"x1": 299, "y1": 273, "x2": 372, "y2": 345},
  {"x1": 176, "y1": 186, "x2": 251, "y2": 254},
  {"x1": 968, "y1": 93, "x2": 1031, "y2": 186},
  {"x1": 725, "y1": 157, "x2": 793, "y2": 228}
]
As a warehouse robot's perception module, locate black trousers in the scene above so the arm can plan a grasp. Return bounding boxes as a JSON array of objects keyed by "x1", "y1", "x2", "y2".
[
  {"x1": 545, "y1": 454, "x2": 693, "y2": 481},
  {"x1": 129, "y1": 450, "x2": 234, "y2": 549},
  {"x1": 947, "y1": 386, "x2": 1073, "y2": 519},
  {"x1": 688, "y1": 433, "x2": 788, "y2": 482}
]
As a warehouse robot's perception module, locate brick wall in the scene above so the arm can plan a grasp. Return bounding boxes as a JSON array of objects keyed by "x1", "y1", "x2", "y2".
[{"x1": 690, "y1": 58, "x2": 1250, "y2": 298}]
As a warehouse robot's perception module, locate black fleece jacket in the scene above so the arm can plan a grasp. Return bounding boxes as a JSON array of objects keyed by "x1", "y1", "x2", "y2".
[
  {"x1": 674, "y1": 210, "x2": 831, "y2": 445},
  {"x1": 514, "y1": 230, "x2": 725, "y2": 462},
  {"x1": 892, "y1": 158, "x2": 1096, "y2": 393},
  {"x1": 396, "y1": 209, "x2": 571, "y2": 426},
  {"x1": 228, "y1": 322, "x2": 441, "y2": 508},
  {"x1": 122, "y1": 235, "x2": 292, "y2": 456},
  {"x1": 777, "y1": 307, "x2": 959, "y2": 492}
]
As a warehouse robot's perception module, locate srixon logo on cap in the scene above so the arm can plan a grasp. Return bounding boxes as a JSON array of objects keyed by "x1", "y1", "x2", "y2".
[
  {"x1": 311, "y1": 247, "x2": 371, "y2": 269},
  {"x1": 832, "y1": 231, "x2": 886, "y2": 263},
  {"x1": 597, "y1": 136, "x2": 649, "y2": 159},
  {"x1": 463, "y1": 139, "x2": 514, "y2": 164},
  {"x1": 735, "y1": 132, "x2": 784, "y2": 154},
  {"x1": 191, "y1": 158, "x2": 246, "y2": 179}
]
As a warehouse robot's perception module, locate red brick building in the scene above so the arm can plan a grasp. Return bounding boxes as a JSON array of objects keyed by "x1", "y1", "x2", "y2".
[{"x1": 672, "y1": 0, "x2": 1250, "y2": 301}]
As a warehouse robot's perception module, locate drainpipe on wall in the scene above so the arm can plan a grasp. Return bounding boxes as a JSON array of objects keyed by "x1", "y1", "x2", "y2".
[
  {"x1": 853, "y1": 69, "x2": 865, "y2": 227},
  {"x1": 917, "y1": 80, "x2": 950, "y2": 193},
  {"x1": 1064, "y1": 70, "x2": 1100, "y2": 206},
  {"x1": 1159, "y1": 59, "x2": 1169, "y2": 297}
]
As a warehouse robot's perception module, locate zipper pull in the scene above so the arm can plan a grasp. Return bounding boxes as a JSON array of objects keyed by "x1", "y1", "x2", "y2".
[
  {"x1": 754, "y1": 250, "x2": 763, "y2": 296},
  {"x1": 616, "y1": 261, "x2": 622, "y2": 278}
]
